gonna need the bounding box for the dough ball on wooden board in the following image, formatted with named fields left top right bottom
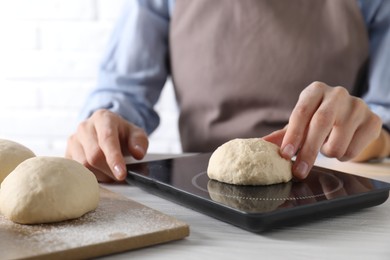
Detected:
left=207, top=180, right=292, bottom=212
left=207, top=138, right=292, bottom=186
left=0, top=157, right=99, bottom=224
left=0, top=139, right=35, bottom=184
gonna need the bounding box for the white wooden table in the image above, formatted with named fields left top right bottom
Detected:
left=101, top=155, right=390, bottom=260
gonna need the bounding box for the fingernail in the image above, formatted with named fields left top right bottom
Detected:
left=134, top=144, right=145, bottom=155
left=282, top=144, right=295, bottom=158
left=114, top=164, right=125, bottom=180
left=294, top=161, right=309, bottom=179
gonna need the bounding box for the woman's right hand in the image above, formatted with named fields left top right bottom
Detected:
left=65, top=109, right=149, bottom=182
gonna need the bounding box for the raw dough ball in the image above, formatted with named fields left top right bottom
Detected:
left=0, top=157, right=99, bottom=224
left=207, top=138, right=292, bottom=185
left=0, top=139, right=35, bottom=184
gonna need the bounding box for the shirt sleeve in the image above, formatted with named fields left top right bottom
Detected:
left=359, top=0, right=390, bottom=131
left=79, top=0, right=172, bottom=134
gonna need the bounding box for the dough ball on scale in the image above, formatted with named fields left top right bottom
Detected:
left=207, top=138, right=292, bottom=186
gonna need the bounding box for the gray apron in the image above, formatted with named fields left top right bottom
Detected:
left=169, top=0, right=369, bottom=152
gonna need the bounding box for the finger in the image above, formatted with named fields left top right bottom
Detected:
left=320, top=125, right=355, bottom=161
left=293, top=86, right=354, bottom=179
left=76, top=121, right=115, bottom=178
left=262, top=128, right=286, bottom=147
left=127, top=124, right=149, bottom=160
left=65, top=134, right=84, bottom=160
left=293, top=98, right=337, bottom=179
left=94, top=118, right=127, bottom=181
left=322, top=98, right=382, bottom=161
left=343, top=105, right=382, bottom=161
left=351, top=125, right=384, bottom=162
left=320, top=96, right=362, bottom=160
left=67, top=136, right=116, bottom=182
left=340, top=116, right=382, bottom=161
left=281, top=82, right=326, bottom=160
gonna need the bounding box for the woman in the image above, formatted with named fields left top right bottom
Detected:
left=66, top=0, right=390, bottom=182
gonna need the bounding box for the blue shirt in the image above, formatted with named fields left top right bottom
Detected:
left=81, top=0, right=390, bottom=134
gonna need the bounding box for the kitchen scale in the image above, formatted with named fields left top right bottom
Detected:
left=126, top=153, right=390, bottom=232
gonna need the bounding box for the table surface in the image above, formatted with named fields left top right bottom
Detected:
left=100, top=154, right=390, bottom=260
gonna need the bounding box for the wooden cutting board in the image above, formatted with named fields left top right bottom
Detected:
left=0, top=187, right=189, bottom=259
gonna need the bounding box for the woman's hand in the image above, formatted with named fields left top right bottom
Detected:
left=351, top=128, right=390, bottom=162
left=263, top=81, right=383, bottom=180
left=66, top=109, right=149, bottom=182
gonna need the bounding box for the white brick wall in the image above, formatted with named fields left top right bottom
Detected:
left=0, top=0, right=181, bottom=156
